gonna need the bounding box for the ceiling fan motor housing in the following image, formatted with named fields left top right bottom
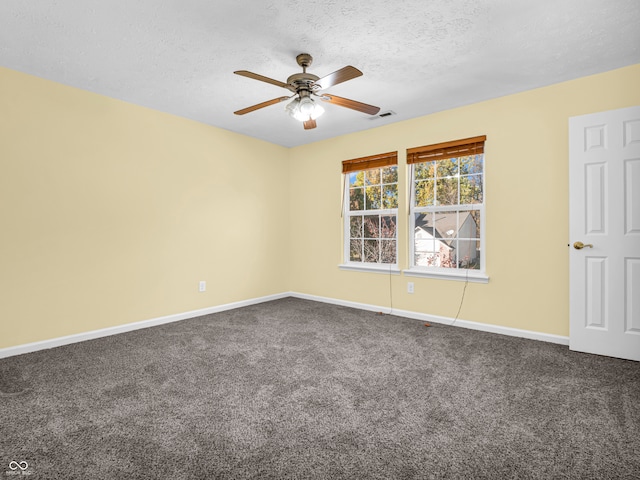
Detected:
left=287, top=72, right=320, bottom=92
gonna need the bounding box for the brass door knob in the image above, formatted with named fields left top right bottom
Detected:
left=573, top=241, right=593, bottom=250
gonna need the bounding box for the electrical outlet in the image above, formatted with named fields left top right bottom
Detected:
left=407, top=282, right=414, bottom=294
left=199, top=281, right=206, bottom=292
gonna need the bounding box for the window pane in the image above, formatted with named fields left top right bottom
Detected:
left=414, top=213, right=434, bottom=267
left=350, top=216, right=363, bottom=238
left=349, top=187, right=364, bottom=210
left=471, top=241, right=481, bottom=270
left=434, top=211, right=458, bottom=243
left=350, top=239, right=362, bottom=262
left=383, top=184, right=398, bottom=208
left=456, top=210, right=481, bottom=240
left=365, top=168, right=380, bottom=186
left=382, top=166, right=398, bottom=184
left=457, top=239, right=480, bottom=269
left=414, top=212, right=432, bottom=231
left=414, top=180, right=434, bottom=207
left=414, top=162, right=434, bottom=180
left=364, top=215, right=379, bottom=238
left=414, top=235, right=435, bottom=267
left=436, top=158, right=458, bottom=177
left=364, top=239, right=380, bottom=262
left=460, top=155, right=483, bottom=175
left=436, top=177, right=458, bottom=205
left=460, top=174, right=483, bottom=204
left=431, top=211, right=457, bottom=269
left=381, top=215, right=396, bottom=238
left=381, top=240, right=396, bottom=264
left=365, top=186, right=381, bottom=210
left=436, top=242, right=457, bottom=268
left=349, top=171, right=364, bottom=187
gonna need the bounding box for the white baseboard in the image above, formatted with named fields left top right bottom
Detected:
left=0, top=291, right=568, bottom=359
left=290, top=292, right=569, bottom=346
left=0, top=292, right=290, bottom=359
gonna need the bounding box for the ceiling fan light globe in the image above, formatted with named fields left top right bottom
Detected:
left=292, top=111, right=306, bottom=122
left=299, top=97, right=315, bottom=115
left=286, top=96, right=324, bottom=122
left=285, top=98, right=300, bottom=117
left=310, top=103, right=324, bottom=120
left=299, top=98, right=325, bottom=121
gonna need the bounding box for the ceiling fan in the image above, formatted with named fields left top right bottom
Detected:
left=233, top=53, right=380, bottom=130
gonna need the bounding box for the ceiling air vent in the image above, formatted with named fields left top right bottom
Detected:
left=371, top=110, right=396, bottom=120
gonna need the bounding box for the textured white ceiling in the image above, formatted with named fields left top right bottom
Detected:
left=1, top=0, right=639, bottom=147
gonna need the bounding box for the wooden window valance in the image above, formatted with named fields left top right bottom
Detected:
left=342, top=151, right=398, bottom=174
left=406, top=135, right=486, bottom=165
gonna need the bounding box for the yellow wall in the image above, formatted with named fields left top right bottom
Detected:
left=288, top=64, right=640, bottom=337
left=1, top=64, right=638, bottom=349
left=0, top=67, right=290, bottom=348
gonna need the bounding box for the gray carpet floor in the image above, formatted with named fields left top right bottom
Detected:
left=1, top=297, right=639, bottom=479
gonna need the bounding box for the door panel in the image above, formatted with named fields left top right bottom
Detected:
left=585, top=257, right=607, bottom=329
left=585, top=162, right=607, bottom=234
left=626, top=159, right=640, bottom=233
left=569, top=105, right=640, bottom=361
left=626, top=258, right=640, bottom=333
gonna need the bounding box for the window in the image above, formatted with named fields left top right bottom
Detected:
left=341, top=152, right=398, bottom=271
left=407, top=136, right=487, bottom=282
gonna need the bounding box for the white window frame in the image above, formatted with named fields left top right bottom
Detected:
left=340, top=163, right=400, bottom=274
left=404, top=139, right=489, bottom=283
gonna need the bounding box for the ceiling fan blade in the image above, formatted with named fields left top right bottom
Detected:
left=303, top=119, right=317, bottom=130
left=234, top=70, right=292, bottom=90
left=234, top=96, right=291, bottom=115
left=314, top=66, right=362, bottom=90
left=320, top=94, right=380, bottom=115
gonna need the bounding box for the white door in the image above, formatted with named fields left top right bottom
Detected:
left=569, top=105, right=640, bottom=361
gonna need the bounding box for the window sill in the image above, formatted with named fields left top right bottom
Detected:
left=403, top=268, right=489, bottom=283
left=339, top=264, right=401, bottom=275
